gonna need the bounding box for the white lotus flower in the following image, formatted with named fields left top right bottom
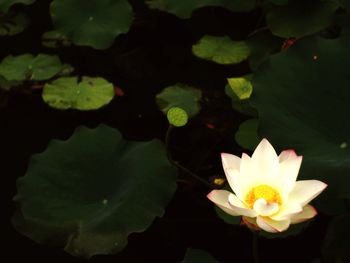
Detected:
left=207, top=138, right=327, bottom=233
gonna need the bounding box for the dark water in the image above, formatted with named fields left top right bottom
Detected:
left=1, top=1, right=330, bottom=262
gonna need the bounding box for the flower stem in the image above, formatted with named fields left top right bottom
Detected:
left=165, top=125, right=213, bottom=189
left=252, top=231, right=260, bottom=263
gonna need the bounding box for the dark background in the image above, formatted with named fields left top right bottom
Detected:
left=1, top=1, right=330, bottom=262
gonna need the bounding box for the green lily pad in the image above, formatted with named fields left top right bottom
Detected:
left=250, top=35, right=350, bottom=214
left=246, top=29, right=283, bottom=70
left=227, top=76, right=253, bottom=100
left=225, top=76, right=257, bottom=116
left=156, top=84, right=202, bottom=118
left=0, top=12, right=30, bottom=36
left=167, top=107, right=189, bottom=127
left=57, top=64, right=74, bottom=76
left=0, top=54, right=64, bottom=81
left=12, top=125, right=177, bottom=258
left=266, top=0, right=339, bottom=38
left=42, top=76, right=114, bottom=111
left=235, top=119, right=260, bottom=151
left=147, top=0, right=258, bottom=19
left=322, top=213, right=350, bottom=262
left=0, top=75, right=21, bottom=91
left=0, top=0, right=35, bottom=13
left=50, top=0, right=133, bottom=49
left=41, top=30, right=71, bottom=48
left=192, top=35, right=250, bottom=65
left=179, top=249, right=220, bottom=263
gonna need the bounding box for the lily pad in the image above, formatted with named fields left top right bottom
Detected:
left=235, top=119, right=260, bottom=151
left=156, top=84, right=202, bottom=118
left=0, top=54, right=64, bottom=81
left=225, top=76, right=257, bottom=116
left=266, top=0, right=339, bottom=38
left=0, top=12, right=30, bottom=36
left=0, top=0, right=35, bottom=13
left=50, top=0, right=133, bottom=49
left=147, top=0, right=258, bottom=19
left=179, top=249, right=220, bottom=263
left=0, top=75, right=21, bottom=91
left=251, top=35, right=350, bottom=214
left=227, top=76, right=253, bottom=100
left=41, top=30, right=71, bottom=48
left=42, top=76, right=114, bottom=111
left=246, top=29, right=283, bottom=70
left=12, top=125, right=178, bottom=258
left=192, top=35, right=250, bottom=65
left=167, top=107, right=189, bottom=127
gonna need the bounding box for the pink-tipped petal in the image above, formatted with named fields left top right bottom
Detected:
left=290, top=205, right=317, bottom=224
left=221, top=153, right=241, bottom=171
left=279, top=149, right=298, bottom=163
left=289, top=180, right=328, bottom=206
left=256, top=216, right=291, bottom=233
left=228, top=194, right=258, bottom=217
left=207, top=190, right=240, bottom=216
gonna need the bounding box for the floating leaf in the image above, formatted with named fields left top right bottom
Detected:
left=266, top=0, right=339, bottom=38
left=13, top=125, right=178, bottom=258
left=41, top=30, right=71, bottom=48
left=322, top=213, right=350, bottom=262
left=235, top=119, right=259, bottom=151
left=250, top=35, right=350, bottom=214
left=0, top=0, right=35, bottom=13
left=0, top=12, right=30, bottom=36
left=0, top=54, right=64, bottom=81
left=147, top=0, right=258, bottom=19
left=227, top=77, right=253, bottom=100
left=42, top=76, right=114, bottom=111
left=225, top=76, right=257, bottom=116
left=0, top=75, right=21, bottom=91
left=167, top=107, right=189, bottom=127
left=50, top=0, right=133, bottom=49
left=192, top=35, right=250, bottom=65
left=156, top=84, right=202, bottom=118
left=57, top=64, right=74, bottom=76
left=179, top=249, right=220, bottom=263
left=246, top=29, right=283, bottom=70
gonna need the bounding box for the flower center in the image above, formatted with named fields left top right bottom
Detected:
left=245, top=184, right=281, bottom=208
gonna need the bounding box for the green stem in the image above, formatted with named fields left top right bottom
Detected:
left=252, top=231, right=260, bottom=263
left=165, top=125, right=213, bottom=189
